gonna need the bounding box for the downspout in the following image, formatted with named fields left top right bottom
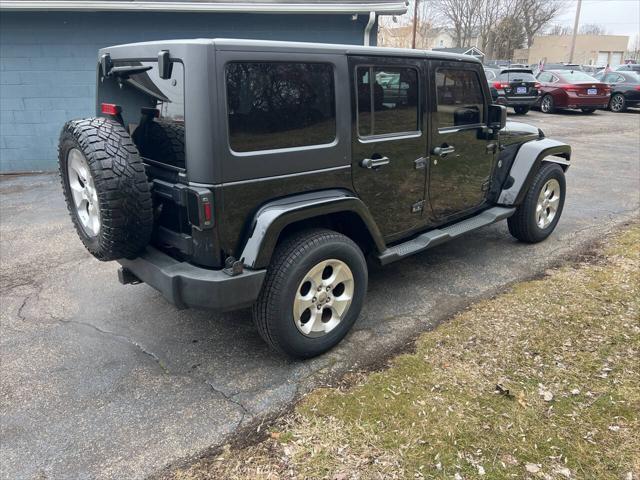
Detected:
left=364, top=11, right=376, bottom=46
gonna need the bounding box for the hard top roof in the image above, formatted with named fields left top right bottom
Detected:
left=101, top=38, right=482, bottom=63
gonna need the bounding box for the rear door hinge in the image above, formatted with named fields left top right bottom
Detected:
left=411, top=200, right=425, bottom=213
left=414, top=157, right=427, bottom=169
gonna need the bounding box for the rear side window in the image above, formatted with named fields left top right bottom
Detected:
left=498, top=71, right=537, bottom=82
left=484, top=70, right=496, bottom=80
left=225, top=62, right=336, bottom=153
left=356, top=66, right=419, bottom=137
left=435, top=68, right=484, bottom=128
left=98, top=61, right=185, bottom=168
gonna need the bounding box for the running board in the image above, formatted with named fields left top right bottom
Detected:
left=376, top=206, right=516, bottom=265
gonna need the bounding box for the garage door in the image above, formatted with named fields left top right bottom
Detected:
left=610, top=52, right=623, bottom=66
left=597, top=51, right=609, bottom=65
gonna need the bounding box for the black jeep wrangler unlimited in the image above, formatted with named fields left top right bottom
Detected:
left=58, top=39, right=571, bottom=358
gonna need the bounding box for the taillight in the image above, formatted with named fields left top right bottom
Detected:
left=187, top=189, right=214, bottom=230
left=635, top=85, right=640, bottom=91
left=492, top=81, right=509, bottom=89
left=101, top=103, right=121, bottom=116
left=561, top=84, right=579, bottom=92
left=534, top=82, right=542, bottom=89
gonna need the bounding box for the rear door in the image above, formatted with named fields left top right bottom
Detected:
left=349, top=56, right=427, bottom=240
left=428, top=61, right=495, bottom=219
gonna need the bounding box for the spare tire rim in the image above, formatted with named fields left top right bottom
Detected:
left=67, top=148, right=100, bottom=237
left=536, top=178, right=560, bottom=229
left=293, top=259, right=354, bottom=338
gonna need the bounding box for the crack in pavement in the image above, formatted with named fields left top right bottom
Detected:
left=56, top=318, right=169, bottom=373
left=205, top=381, right=250, bottom=430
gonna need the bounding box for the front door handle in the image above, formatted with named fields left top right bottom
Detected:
left=432, top=145, right=455, bottom=157
left=360, top=156, right=390, bottom=169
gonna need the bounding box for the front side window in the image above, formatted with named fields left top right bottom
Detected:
left=226, top=62, right=336, bottom=153
left=356, top=66, right=419, bottom=137
left=435, top=68, right=484, bottom=128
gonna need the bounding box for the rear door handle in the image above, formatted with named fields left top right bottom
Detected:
left=432, top=146, right=455, bottom=157
left=360, top=156, right=390, bottom=169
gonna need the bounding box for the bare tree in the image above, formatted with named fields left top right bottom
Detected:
left=546, top=24, right=573, bottom=36
left=431, top=0, right=481, bottom=47
left=493, top=15, right=526, bottom=59
left=579, top=23, right=607, bottom=35
left=517, top=0, right=564, bottom=47
left=477, top=0, right=504, bottom=56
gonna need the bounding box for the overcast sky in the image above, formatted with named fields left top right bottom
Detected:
left=553, top=0, right=640, bottom=39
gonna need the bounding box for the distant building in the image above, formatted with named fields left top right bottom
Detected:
left=514, top=34, right=630, bottom=67
left=379, top=25, right=479, bottom=51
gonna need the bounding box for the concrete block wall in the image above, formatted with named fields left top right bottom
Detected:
left=0, top=11, right=376, bottom=172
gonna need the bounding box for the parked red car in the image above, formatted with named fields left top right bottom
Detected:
left=535, top=70, right=610, bottom=113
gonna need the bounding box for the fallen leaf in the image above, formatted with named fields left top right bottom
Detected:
left=554, top=466, right=571, bottom=478
left=478, top=465, right=486, bottom=476
left=570, top=388, right=580, bottom=395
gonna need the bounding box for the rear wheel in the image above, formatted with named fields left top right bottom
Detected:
left=58, top=117, right=153, bottom=261
left=581, top=108, right=596, bottom=114
left=513, top=106, right=530, bottom=115
left=540, top=94, right=555, bottom=114
left=609, top=93, right=626, bottom=113
left=508, top=163, right=566, bottom=243
left=253, top=229, right=367, bottom=358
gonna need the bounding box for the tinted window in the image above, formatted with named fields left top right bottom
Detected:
left=226, top=62, right=336, bottom=152
left=356, top=66, right=419, bottom=137
left=98, top=61, right=186, bottom=168
left=498, top=71, right=537, bottom=82
left=435, top=69, right=484, bottom=128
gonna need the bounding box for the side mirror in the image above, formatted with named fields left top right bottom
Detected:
left=488, top=104, right=507, bottom=130
left=158, top=50, right=173, bottom=80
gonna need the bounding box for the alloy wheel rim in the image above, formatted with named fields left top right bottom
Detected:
left=542, top=96, right=552, bottom=112
left=293, top=259, right=354, bottom=338
left=611, top=95, right=623, bottom=111
left=67, top=148, right=100, bottom=237
left=536, top=178, right=560, bottom=229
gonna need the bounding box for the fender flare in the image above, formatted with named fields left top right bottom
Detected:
left=239, top=189, right=385, bottom=269
left=498, top=138, right=571, bottom=205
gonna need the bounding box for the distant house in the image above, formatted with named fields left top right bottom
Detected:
left=0, top=0, right=406, bottom=172
left=514, top=34, right=630, bottom=67
left=379, top=25, right=479, bottom=51
left=433, top=46, right=485, bottom=61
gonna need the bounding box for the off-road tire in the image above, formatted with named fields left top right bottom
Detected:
left=253, top=229, right=367, bottom=358
left=609, top=93, right=626, bottom=113
left=513, top=106, right=529, bottom=115
left=508, top=163, right=566, bottom=243
left=540, top=94, right=555, bottom=114
left=132, top=120, right=185, bottom=169
left=58, top=117, right=153, bottom=261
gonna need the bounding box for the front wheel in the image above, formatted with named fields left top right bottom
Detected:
left=508, top=163, right=566, bottom=243
left=513, top=106, right=530, bottom=115
left=609, top=93, right=626, bottom=113
left=540, top=95, right=555, bottom=114
left=253, top=229, right=367, bottom=358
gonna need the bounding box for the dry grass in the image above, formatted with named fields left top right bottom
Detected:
left=174, top=225, right=640, bottom=480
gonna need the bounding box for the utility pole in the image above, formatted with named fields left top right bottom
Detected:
left=411, top=0, right=419, bottom=49
left=569, top=0, right=582, bottom=63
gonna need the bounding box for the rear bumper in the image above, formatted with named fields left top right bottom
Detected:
left=504, top=96, right=538, bottom=107
left=118, top=247, right=266, bottom=311
left=565, top=94, right=610, bottom=109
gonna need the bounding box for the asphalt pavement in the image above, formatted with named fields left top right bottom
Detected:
left=1, top=109, right=639, bottom=479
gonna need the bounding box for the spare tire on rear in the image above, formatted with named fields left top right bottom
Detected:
left=58, top=117, right=153, bottom=261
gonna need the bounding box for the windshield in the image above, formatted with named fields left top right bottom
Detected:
left=559, top=70, right=600, bottom=83
left=499, top=70, right=536, bottom=82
